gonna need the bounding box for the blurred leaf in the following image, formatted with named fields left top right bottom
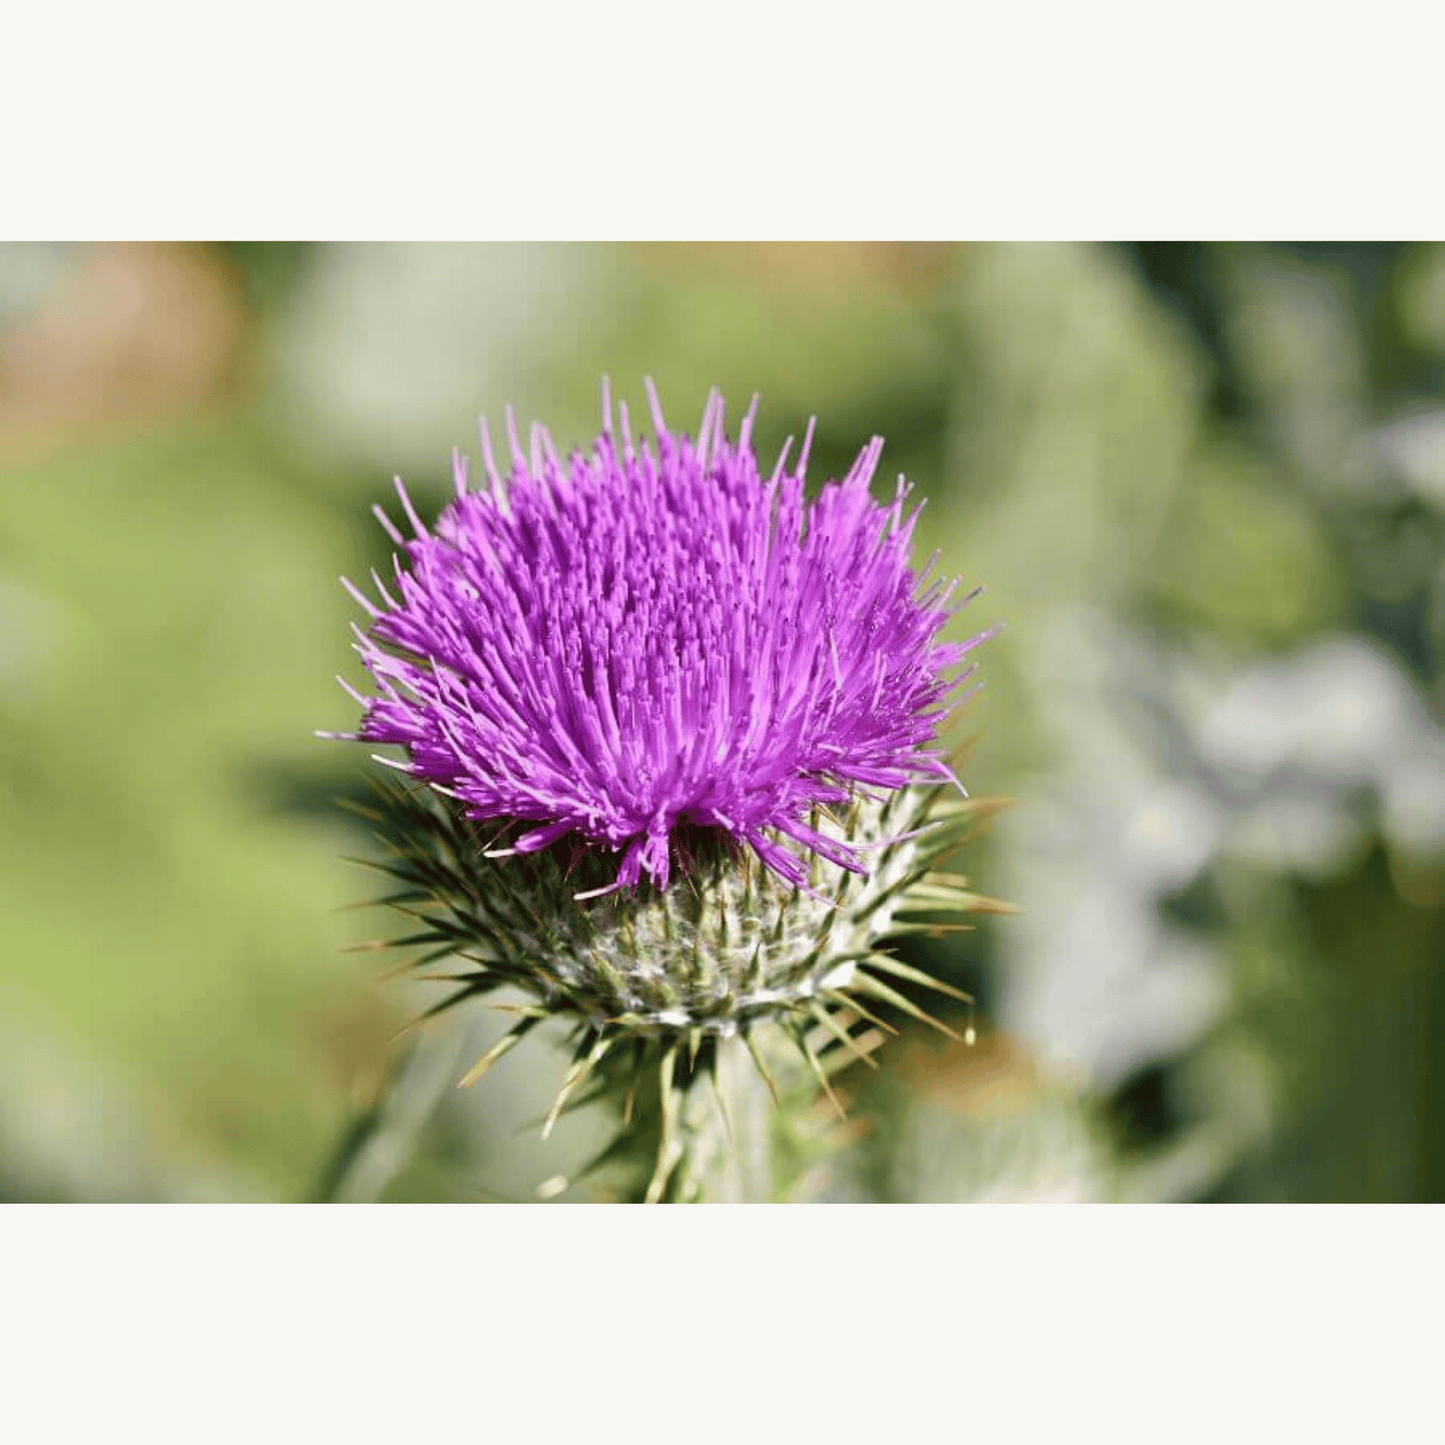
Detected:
left=1147, top=439, right=1346, bottom=646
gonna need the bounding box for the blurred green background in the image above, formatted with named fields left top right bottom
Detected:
left=3, top=241, right=1443, bottom=1202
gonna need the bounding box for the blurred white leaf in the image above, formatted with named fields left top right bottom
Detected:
left=1199, top=635, right=1421, bottom=783
left=267, top=242, right=622, bottom=474
left=1375, top=407, right=1445, bottom=508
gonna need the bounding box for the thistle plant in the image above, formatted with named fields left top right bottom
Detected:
left=324, top=381, right=1004, bottom=1202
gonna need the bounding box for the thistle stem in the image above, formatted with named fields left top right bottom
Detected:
left=678, top=1035, right=780, bottom=1203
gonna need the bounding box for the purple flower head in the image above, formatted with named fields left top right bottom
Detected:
left=339, top=382, right=987, bottom=897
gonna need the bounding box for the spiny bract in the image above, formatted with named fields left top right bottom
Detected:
left=329, top=383, right=1002, bottom=1200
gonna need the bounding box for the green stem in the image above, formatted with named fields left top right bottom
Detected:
left=677, top=1035, right=782, bottom=1203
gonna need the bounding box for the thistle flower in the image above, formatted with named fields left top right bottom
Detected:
left=329, top=382, right=1004, bottom=1202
